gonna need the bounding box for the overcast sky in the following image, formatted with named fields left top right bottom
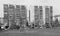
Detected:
left=0, top=0, right=60, bottom=21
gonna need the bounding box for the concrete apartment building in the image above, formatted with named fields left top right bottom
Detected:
left=3, top=4, right=27, bottom=27
left=45, top=6, right=53, bottom=27
left=39, top=6, right=43, bottom=26
left=34, top=6, right=39, bottom=25
left=34, top=6, right=43, bottom=26
left=34, top=6, right=53, bottom=27
left=20, top=5, right=27, bottom=27
left=50, top=6, right=53, bottom=25
left=8, top=5, right=15, bottom=26
left=15, top=5, right=20, bottom=25
left=4, top=4, right=9, bottom=26
left=45, top=6, right=50, bottom=24
left=3, top=4, right=15, bottom=26
left=3, top=4, right=53, bottom=28
left=0, top=0, right=60, bottom=26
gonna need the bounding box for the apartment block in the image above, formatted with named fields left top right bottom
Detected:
left=49, top=6, right=53, bottom=25
left=34, top=6, right=39, bottom=25
left=45, top=6, right=53, bottom=28
left=8, top=5, right=15, bottom=26
left=4, top=4, right=9, bottom=25
left=20, top=5, right=27, bottom=26
left=15, top=5, right=20, bottom=25
left=39, top=6, right=43, bottom=26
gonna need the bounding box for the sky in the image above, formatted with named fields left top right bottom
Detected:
left=0, top=0, right=60, bottom=22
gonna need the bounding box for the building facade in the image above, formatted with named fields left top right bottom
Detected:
left=45, top=6, right=53, bottom=28
left=15, top=5, right=20, bottom=25
left=49, top=6, right=53, bottom=25
left=4, top=4, right=9, bottom=25
left=39, top=6, right=43, bottom=26
left=45, top=6, right=50, bottom=24
left=8, top=5, right=15, bottom=26
left=34, top=6, right=39, bottom=25
left=4, top=4, right=27, bottom=27
left=20, top=5, right=27, bottom=27
left=34, top=6, right=53, bottom=27
left=34, top=6, right=43, bottom=26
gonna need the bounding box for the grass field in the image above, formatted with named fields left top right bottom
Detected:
left=0, top=28, right=60, bottom=36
